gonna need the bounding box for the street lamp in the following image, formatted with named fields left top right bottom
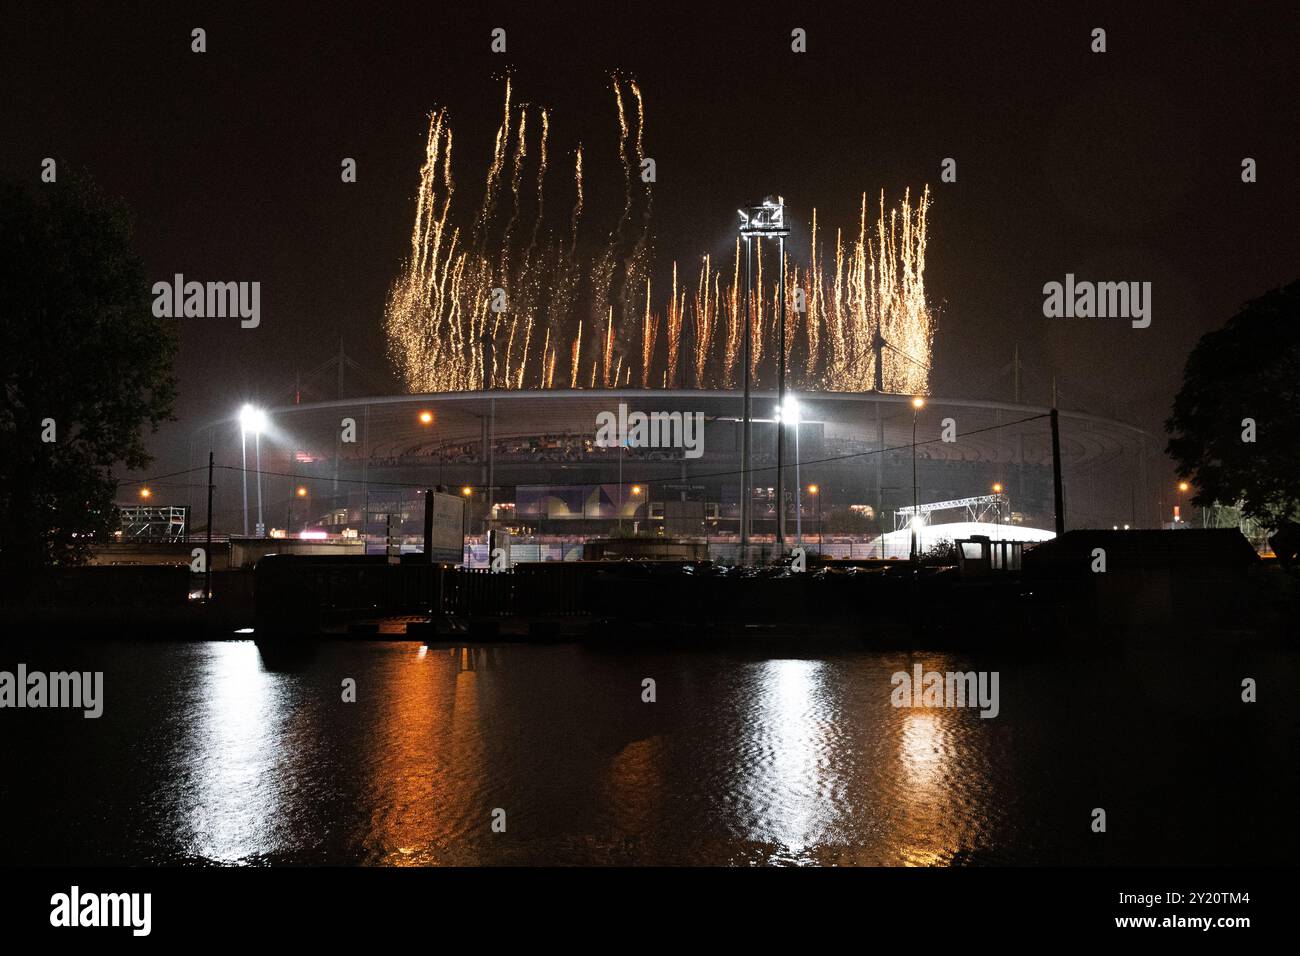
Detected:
left=739, top=196, right=790, bottom=559
left=417, top=410, right=443, bottom=483
left=617, top=437, right=628, bottom=534
left=631, top=484, right=643, bottom=533
left=808, top=484, right=821, bottom=550
left=288, top=484, right=308, bottom=533
left=776, top=396, right=803, bottom=548
left=910, top=396, right=925, bottom=562
left=992, top=482, right=1004, bottom=540
left=239, top=404, right=268, bottom=537
left=460, top=486, right=472, bottom=564
left=139, top=487, right=152, bottom=499
left=1176, top=480, right=1190, bottom=527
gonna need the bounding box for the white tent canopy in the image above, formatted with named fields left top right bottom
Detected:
left=872, top=520, right=1056, bottom=560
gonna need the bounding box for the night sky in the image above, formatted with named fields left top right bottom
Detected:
left=4, top=2, right=1297, bottom=477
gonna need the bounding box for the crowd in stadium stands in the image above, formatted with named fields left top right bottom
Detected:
left=354, top=435, right=1036, bottom=489
left=364, top=433, right=701, bottom=466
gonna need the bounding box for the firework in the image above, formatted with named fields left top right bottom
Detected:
left=384, top=79, right=935, bottom=395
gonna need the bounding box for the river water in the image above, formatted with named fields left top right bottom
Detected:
left=1, top=637, right=1295, bottom=865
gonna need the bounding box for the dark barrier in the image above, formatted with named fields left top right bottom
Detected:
left=259, top=557, right=945, bottom=634
left=24, top=565, right=192, bottom=608
left=441, top=563, right=602, bottom=617
left=506, top=562, right=590, bottom=615
left=1, top=565, right=197, bottom=636
left=254, top=555, right=445, bottom=635
left=443, top=567, right=514, bottom=616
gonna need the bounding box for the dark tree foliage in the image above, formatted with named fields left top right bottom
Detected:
left=1165, top=279, right=1300, bottom=529
left=919, top=538, right=958, bottom=567
left=0, top=171, right=176, bottom=578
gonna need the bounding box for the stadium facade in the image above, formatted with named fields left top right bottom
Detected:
left=188, top=389, right=1163, bottom=564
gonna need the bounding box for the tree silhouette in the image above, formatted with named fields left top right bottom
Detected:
left=1165, top=280, right=1300, bottom=529
left=0, top=170, right=176, bottom=581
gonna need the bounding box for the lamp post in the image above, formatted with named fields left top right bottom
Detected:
left=1176, top=480, right=1189, bottom=528
left=778, top=396, right=802, bottom=547
left=461, top=485, right=473, bottom=565
left=739, top=197, right=789, bottom=561
left=239, top=405, right=267, bottom=537
left=808, top=484, right=820, bottom=551
left=910, top=396, right=925, bottom=562
left=618, top=438, right=625, bottom=534
left=777, top=225, right=788, bottom=550
left=992, top=482, right=1003, bottom=540
left=255, top=433, right=264, bottom=536
left=288, top=485, right=307, bottom=534
left=418, top=410, right=442, bottom=485
left=741, top=233, right=751, bottom=554
left=240, top=421, right=249, bottom=536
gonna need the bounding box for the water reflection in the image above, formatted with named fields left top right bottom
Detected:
left=885, top=656, right=1009, bottom=866
left=730, top=659, right=839, bottom=859
left=184, top=642, right=290, bottom=863
left=9, top=639, right=1270, bottom=866
left=168, top=645, right=1008, bottom=865
left=602, top=735, right=667, bottom=841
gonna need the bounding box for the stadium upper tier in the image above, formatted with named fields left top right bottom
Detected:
left=233, top=389, right=1152, bottom=470
left=192, top=389, right=1163, bottom=533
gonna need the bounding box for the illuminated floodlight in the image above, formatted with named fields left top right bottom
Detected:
left=738, top=196, right=789, bottom=238
left=776, top=395, right=802, bottom=425
left=239, top=404, right=268, bottom=434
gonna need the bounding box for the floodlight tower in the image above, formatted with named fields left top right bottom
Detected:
left=738, top=197, right=790, bottom=558
left=239, top=404, right=268, bottom=537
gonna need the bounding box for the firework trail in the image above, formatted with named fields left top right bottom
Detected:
left=602, top=305, right=614, bottom=388
left=569, top=319, right=583, bottom=389
left=691, top=255, right=716, bottom=388
left=622, top=79, right=654, bottom=384
left=664, top=262, right=685, bottom=389
left=640, top=279, right=659, bottom=388
left=722, top=239, right=743, bottom=387
left=384, top=79, right=934, bottom=396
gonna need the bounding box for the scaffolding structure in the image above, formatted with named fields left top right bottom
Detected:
left=118, top=505, right=189, bottom=541
left=894, top=494, right=1008, bottom=532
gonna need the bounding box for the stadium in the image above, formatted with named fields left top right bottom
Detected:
left=186, top=382, right=1164, bottom=566
left=176, top=115, right=1167, bottom=565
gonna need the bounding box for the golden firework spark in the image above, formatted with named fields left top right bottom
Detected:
left=384, top=79, right=935, bottom=396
